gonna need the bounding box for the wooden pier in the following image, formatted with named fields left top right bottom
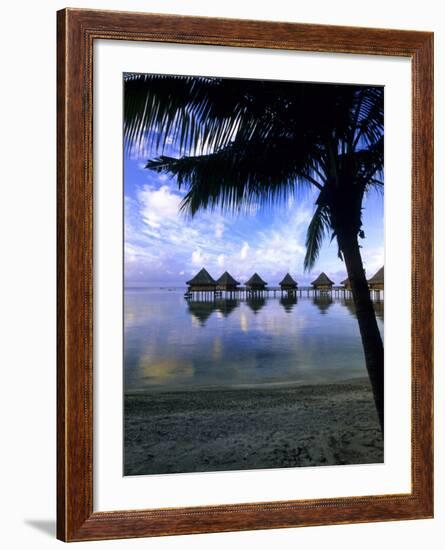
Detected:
left=184, top=267, right=384, bottom=302
left=184, top=286, right=384, bottom=301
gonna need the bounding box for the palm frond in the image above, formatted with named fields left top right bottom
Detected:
left=304, top=204, right=331, bottom=271
left=124, top=75, right=383, bottom=163
left=146, top=137, right=325, bottom=216
left=352, top=87, right=384, bottom=150
left=125, top=74, right=384, bottom=274
left=352, top=136, right=384, bottom=187
left=124, top=74, right=291, bottom=157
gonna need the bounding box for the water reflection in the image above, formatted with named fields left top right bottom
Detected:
left=187, top=299, right=240, bottom=326
left=339, top=297, right=384, bottom=322
left=187, top=301, right=216, bottom=326
left=340, top=298, right=357, bottom=317
left=245, top=297, right=266, bottom=315
left=280, top=294, right=298, bottom=313
left=139, top=356, right=194, bottom=385
left=215, top=299, right=239, bottom=318
left=124, top=289, right=384, bottom=392
left=373, top=300, right=384, bottom=321
left=312, top=295, right=333, bottom=315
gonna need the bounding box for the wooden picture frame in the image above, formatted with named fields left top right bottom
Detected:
left=57, top=8, right=434, bottom=542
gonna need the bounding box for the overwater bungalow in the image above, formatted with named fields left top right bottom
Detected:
left=279, top=273, right=298, bottom=293
left=368, top=266, right=384, bottom=299
left=245, top=273, right=268, bottom=294
left=341, top=276, right=351, bottom=291
left=311, top=272, right=335, bottom=293
left=368, top=266, right=384, bottom=291
left=216, top=271, right=240, bottom=292
left=186, top=268, right=217, bottom=298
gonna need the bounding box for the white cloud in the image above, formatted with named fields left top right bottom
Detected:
left=240, top=242, right=249, bottom=260
left=215, top=222, right=224, bottom=239
left=126, top=188, right=315, bottom=284
left=362, top=246, right=384, bottom=277
left=192, top=249, right=204, bottom=265
left=125, top=174, right=382, bottom=286
left=138, top=185, right=182, bottom=229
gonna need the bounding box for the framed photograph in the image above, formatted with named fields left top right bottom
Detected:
left=57, top=8, right=433, bottom=542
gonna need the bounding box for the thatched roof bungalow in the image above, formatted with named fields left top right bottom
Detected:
left=368, top=266, right=384, bottom=291
left=186, top=268, right=217, bottom=291
left=279, top=273, right=298, bottom=290
left=245, top=273, right=268, bottom=291
left=341, top=276, right=351, bottom=290
left=311, top=272, right=334, bottom=290
left=216, top=271, right=240, bottom=291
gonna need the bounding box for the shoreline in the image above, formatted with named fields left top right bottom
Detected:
left=124, top=378, right=383, bottom=476
left=125, top=376, right=369, bottom=395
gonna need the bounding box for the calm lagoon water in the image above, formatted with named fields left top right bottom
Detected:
left=124, top=288, right=384, bottom=392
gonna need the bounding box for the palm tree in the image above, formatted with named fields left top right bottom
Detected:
left=124, top=74, right=384, bottom=431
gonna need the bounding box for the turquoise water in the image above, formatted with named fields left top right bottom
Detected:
left=124, top=289, right=383, bottom=392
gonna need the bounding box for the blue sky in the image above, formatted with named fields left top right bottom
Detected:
left=124, top=144, right=384, bottom=287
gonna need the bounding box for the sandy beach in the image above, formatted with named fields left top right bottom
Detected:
left=124, top=378, right=383, bottom=476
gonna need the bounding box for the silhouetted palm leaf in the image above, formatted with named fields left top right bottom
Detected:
left=124, top=73, right=383, bottom=261
left=146, top=136, right=324, bottom=215
left=304, top=204, right=331, bottom=271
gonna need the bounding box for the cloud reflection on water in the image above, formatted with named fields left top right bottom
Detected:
left=124, top=289, right=384, bottom=391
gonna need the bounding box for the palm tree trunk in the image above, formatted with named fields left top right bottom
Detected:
left=337, top=231, right=384, bottom=433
